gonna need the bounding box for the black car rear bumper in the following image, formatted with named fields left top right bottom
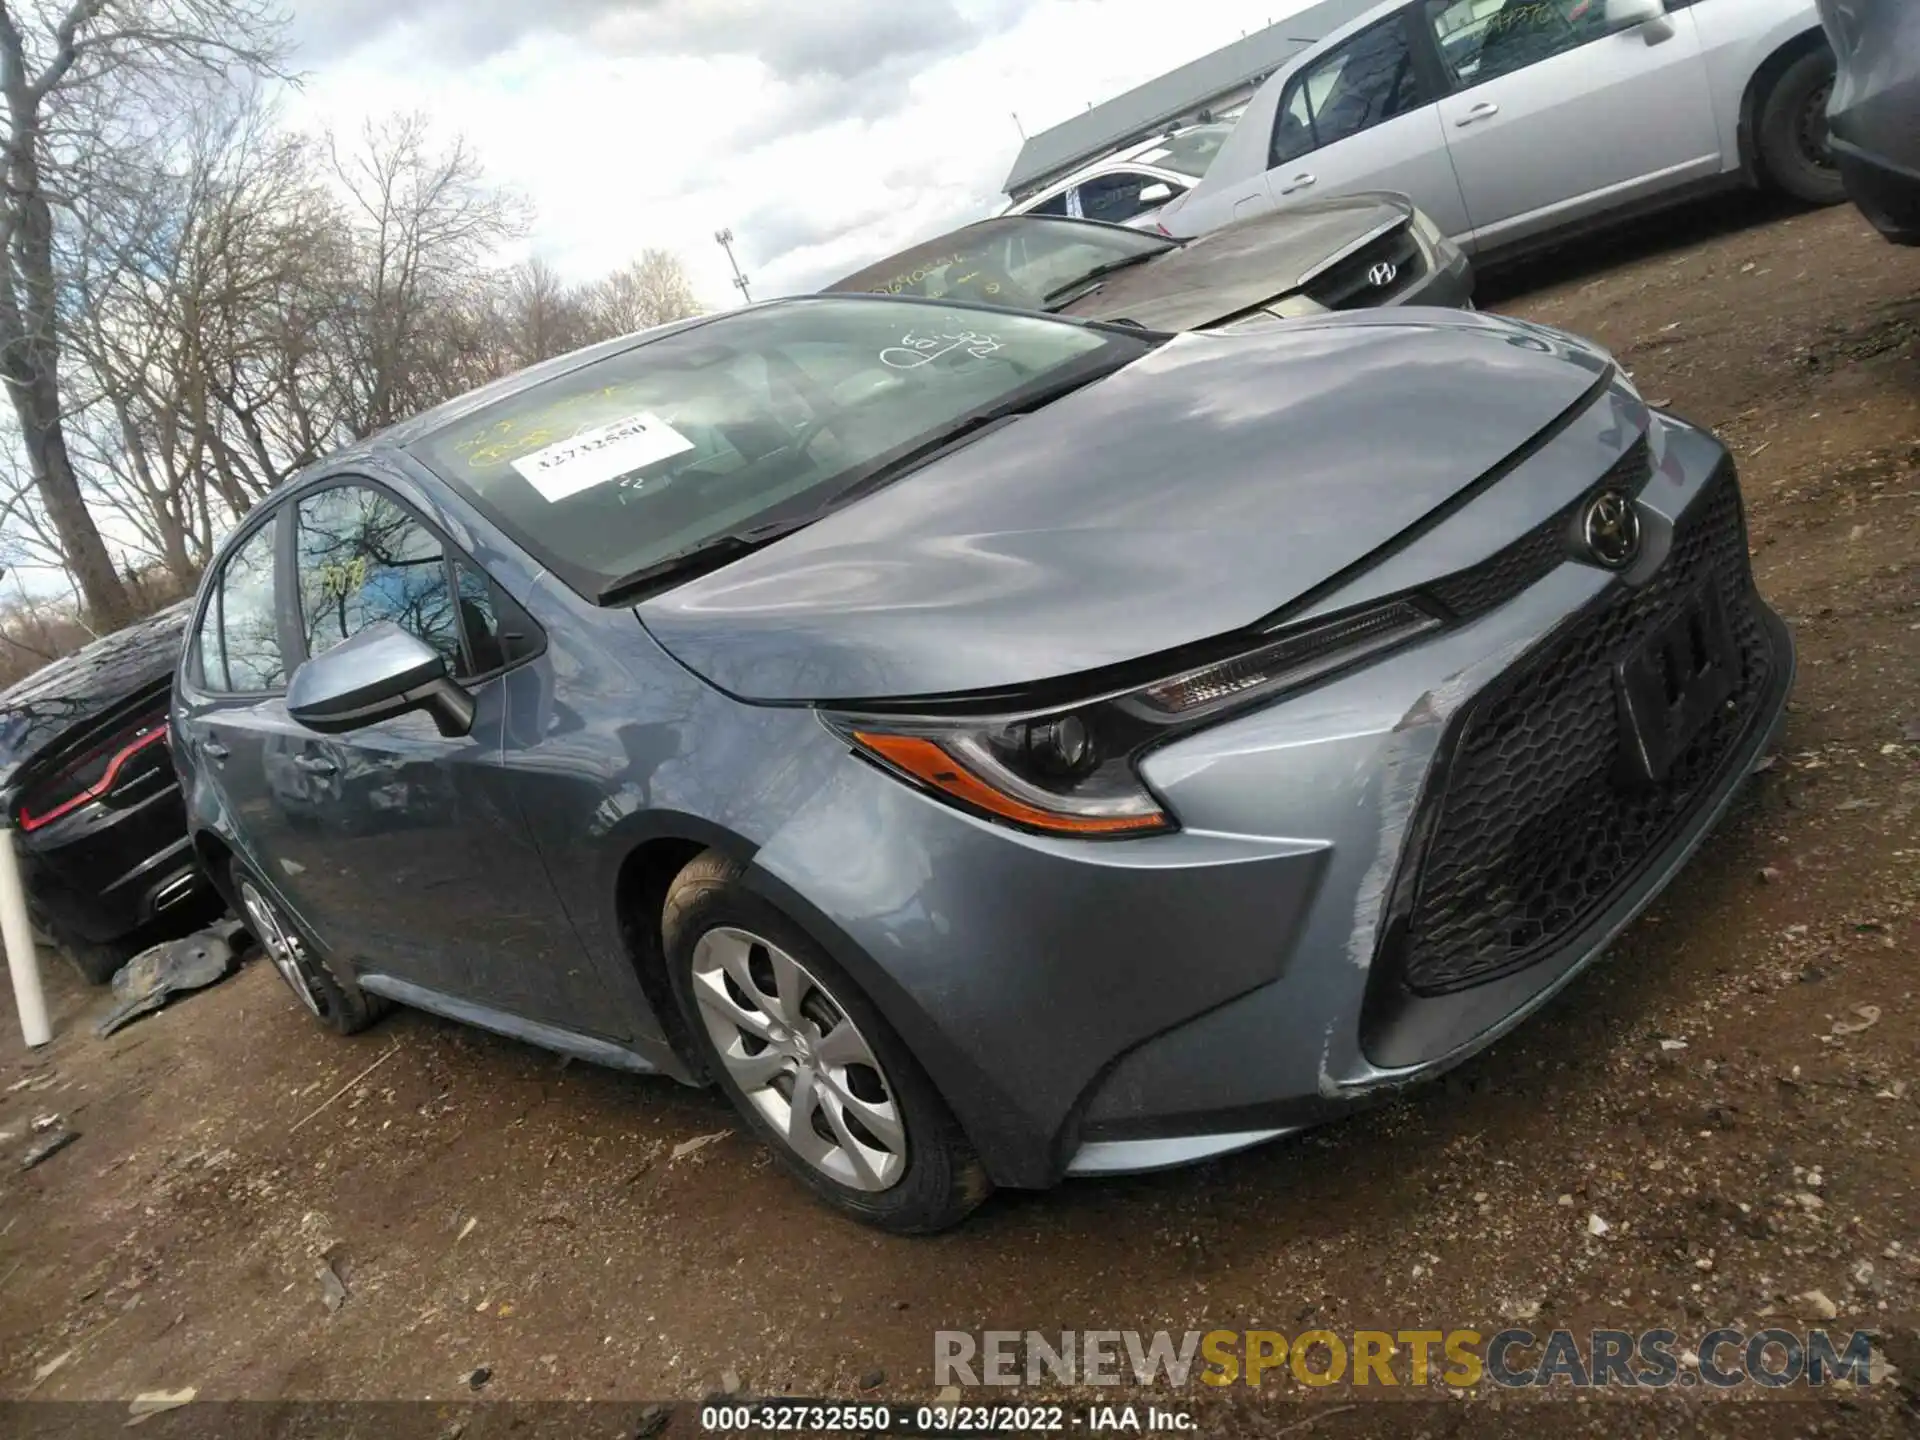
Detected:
left=20, top=781, right=212, bottom=946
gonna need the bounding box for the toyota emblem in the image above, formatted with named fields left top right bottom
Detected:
left=1583, top=489, right=1642, bottom=569
left=1367, top=261, right=1399, bottom=288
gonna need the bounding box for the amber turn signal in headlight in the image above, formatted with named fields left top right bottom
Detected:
left=826, top=599, right=1439, bottom=840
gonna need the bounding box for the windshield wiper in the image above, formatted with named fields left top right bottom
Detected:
left=815, top=355, right=1136, bottom=513
left=1042, top=251, right=1161, bottom=309
left=595, top=516, right=815, bottom=605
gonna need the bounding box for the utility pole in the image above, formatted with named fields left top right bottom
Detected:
left=714, top=229, right=752, bottom=304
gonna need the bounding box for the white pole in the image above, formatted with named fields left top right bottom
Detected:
left=0, top=824, right=50, bottom=1047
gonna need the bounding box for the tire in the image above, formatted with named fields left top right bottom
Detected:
left=1757, top=50, right=1846, bottom=206
left=662, top=850, right=991, bottom=1233
left=229, top=859, right=386, bottom=1035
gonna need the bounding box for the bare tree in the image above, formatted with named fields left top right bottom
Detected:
left=0, top=0, right=289, bottom=627
left=589, top=248, right=703, bottom=337
left=1, top=71, right=711, bottom=660
left=498, top=256, right=594, bottom=367
left=323, top=113, right=527, bottom=436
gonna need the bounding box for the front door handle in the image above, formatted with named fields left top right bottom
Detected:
left=1455, top=101, right=1500, bottom=127
left=1278, top=172, right=1316, bottom=195
left=294, top=755, right=338, bottom=776
left=200, top=739, right=229, bottom=763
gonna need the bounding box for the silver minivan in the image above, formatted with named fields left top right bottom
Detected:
left=1165, top=0, right=1844, bottom=256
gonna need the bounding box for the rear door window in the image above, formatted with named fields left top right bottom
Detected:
left=1270, top=17, right=1429, bottom=165
left=214, top=518, right=284, bottom=692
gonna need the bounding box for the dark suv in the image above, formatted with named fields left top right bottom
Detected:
left=0, top=601, right=216, bottom=981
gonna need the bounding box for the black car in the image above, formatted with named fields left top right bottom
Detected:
left=824, top=200, right=1474, bottom=330
left=0, top=601, right=217, bottom=981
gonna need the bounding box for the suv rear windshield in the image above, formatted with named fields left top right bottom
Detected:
left=409, top=297, right=1150, bottom=600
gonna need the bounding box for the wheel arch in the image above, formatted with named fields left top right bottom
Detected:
left=605, top=813, right=1042, bottom=1184
left=1736, top=28, right=1833, bottom=187
left=611, top=829, right=722, bottom=1073
left=191, top=827, right=239, bottom=911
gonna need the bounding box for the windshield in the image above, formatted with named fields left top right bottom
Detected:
left=826, top=218, right=1172, bottom=310
left=1133, top=124, right=1233, bottom=180
left=410, top=297, right=1148, bottom=598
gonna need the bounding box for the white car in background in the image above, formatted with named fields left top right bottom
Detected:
left=1162, top=0, right=1845, bottom=257
left=1006, top=123, right=1236, bottom=230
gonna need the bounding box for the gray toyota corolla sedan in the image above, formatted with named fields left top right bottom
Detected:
left=174, top=295, right=1792, bottom=1232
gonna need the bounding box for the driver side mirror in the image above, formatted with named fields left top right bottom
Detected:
left=1606, top=0, right=1675, bottom=42
left=1137, top=182, right=1175, bottom=205
left=288, top=622, right=475, bottom=739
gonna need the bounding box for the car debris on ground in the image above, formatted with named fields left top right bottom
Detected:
left=94, top=919, right=245, bottom=1038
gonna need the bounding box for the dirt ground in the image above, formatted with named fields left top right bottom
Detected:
left=1, top=195, right=1916, bottom=1437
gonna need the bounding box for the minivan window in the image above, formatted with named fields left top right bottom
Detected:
left=411, top=297, right=1149, bottom=599
left=215, top=518, right=284, bottom=692
left=1270, top=18, right=1427, bottom=166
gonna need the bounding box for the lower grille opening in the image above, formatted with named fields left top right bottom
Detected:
left=1394, top=470, right=1772, bottom=996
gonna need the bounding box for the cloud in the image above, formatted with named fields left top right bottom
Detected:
left=287, top=1, right=1320, bottom=305
left=294, top=0, right=1012, bottom=83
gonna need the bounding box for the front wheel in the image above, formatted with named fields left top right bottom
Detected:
left=662, top=850, right=991, bottom=1233
left=1757, top=50, right=1846, bottom=206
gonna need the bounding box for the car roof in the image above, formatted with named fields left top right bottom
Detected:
left=0, top=598, right=193, bottom=778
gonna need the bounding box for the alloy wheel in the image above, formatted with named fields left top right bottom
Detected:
left=690, top=926, right=907, bottom=1192
left=239, top=878, right=326, bottom=1018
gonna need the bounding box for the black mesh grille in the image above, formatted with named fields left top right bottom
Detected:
left=1429, top=437, right=1653, bottom=621
left=1302, top=223, right=1424, bottom=310
left=1399, top=470, right=1772, bottom=995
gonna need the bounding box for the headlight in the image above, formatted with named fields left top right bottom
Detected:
left=824, top=598, right=1439, bottom=838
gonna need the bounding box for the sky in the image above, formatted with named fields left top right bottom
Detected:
left=283, top=0, right=1322, bottom=304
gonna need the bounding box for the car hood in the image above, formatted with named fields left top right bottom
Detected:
left=1060, top=193, right=1415, bottom=331
left=0, top=600, right=190, bottom=792
left=638, top=310, right=1613, bottom=704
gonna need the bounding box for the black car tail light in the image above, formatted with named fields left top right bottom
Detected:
left=17, top=717, right=171, bottom=832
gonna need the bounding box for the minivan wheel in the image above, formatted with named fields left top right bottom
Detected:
left=231, top=861, right=385, bottom=1035
left=1757, top=51, right=1845, bottom=206
left=662, top=850, right=991, bottom=1233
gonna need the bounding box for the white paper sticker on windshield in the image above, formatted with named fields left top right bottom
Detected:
left=511, top=412, right=694, bottom=502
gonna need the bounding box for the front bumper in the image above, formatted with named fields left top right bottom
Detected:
left=753, top=403, right=1789, bottom=1189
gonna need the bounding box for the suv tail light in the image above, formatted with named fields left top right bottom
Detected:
left=18, top=716, right=171, bottom=832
